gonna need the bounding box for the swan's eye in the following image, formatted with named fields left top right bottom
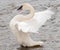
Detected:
left=17, top=5, right=23, bottom=10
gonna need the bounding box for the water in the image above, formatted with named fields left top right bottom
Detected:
left=0, top=0, right=60, bottom=50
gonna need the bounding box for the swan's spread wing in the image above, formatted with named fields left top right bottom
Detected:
left=34, top=8, right=54, bottom=27
left=17, top=9, right=54, bottom=33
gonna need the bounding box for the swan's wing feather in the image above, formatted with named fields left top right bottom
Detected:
left=17, top=8, right=54, bottom=33
left=34, top=8, right=54, bottom=27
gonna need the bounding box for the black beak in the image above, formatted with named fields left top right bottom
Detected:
left=17, top=5, right=23, bottom=10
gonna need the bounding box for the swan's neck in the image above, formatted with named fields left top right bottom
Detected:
left=26, top=7, right=35, bottom=19
left=15, top=6, right=35, bottom=21
left=21, top=6, right=35, bottom=21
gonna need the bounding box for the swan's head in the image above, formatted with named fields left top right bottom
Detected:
left=17, top=3, right=34, bottom=11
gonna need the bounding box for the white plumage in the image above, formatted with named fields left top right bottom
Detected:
left=17, top=9, right=54, bottom=33
left=10, top=3, right=55, bottom=47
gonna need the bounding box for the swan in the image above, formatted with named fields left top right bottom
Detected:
left=9, top=3, right=59, bottom=47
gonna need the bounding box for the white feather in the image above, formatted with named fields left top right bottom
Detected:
left=17, top=9, right=54, bottom=33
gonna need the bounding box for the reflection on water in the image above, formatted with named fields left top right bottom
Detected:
left=17, top=46, right=43, bottom=50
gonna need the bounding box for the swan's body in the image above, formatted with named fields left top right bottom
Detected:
left=10, top=3, right=54, bottom=47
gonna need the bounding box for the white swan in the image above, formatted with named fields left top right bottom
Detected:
left=9, top=3, right=55, bottom=47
